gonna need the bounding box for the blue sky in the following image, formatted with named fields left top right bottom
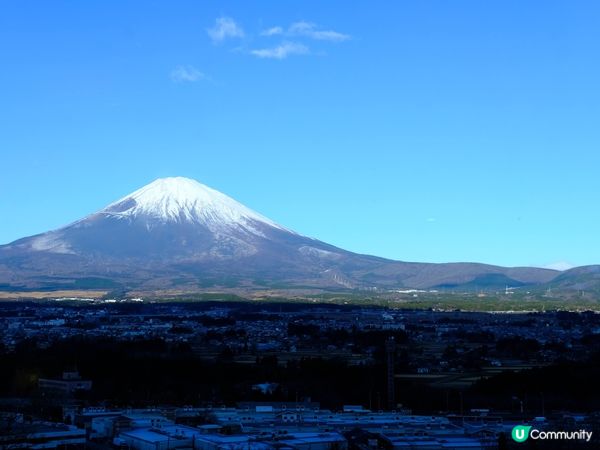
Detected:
left=1, top=1, right=599, bottom=269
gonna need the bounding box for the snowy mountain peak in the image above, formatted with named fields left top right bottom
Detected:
left=99, top=177, right=287, bottom=233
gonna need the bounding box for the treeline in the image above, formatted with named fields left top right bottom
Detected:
left=0, top=337, right=387, bottom=409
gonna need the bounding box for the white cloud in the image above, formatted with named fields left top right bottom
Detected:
left=207, top=17, right=244, bottom=43
left=543, top=261, right=576, bottom=271
left=207, top=18, right=348, bottom=60
left=250, top=41, right=309, bottom=59
left=170, top=65, right=206, bottom=83
left=288, top=21, right=350, bottom=42
left=260, top=26, right=283, bottom=36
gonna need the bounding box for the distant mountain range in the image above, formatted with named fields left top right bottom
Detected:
left=0, top=177, right=593, bottom=293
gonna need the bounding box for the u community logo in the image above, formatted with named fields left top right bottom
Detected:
left=512, top=424, right=593, bottom=443
left=512, top=425, right=532, bottom=443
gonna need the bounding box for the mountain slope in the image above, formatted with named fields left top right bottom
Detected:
left=545, top=265, right=600, bottom=292
left=0, top=177, right=559, bottom=291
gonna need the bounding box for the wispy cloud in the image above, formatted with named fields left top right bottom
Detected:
left=288, top=21, right=350, bottom=42
left=207, top=17, right=244, bottom=43
left=170, top=65, right=206, bottom=83
left=260, top=26, right=283, bottom=37
left=250, top=41, right=309, bottom=60
left=208, top=17, right=348, bottom=60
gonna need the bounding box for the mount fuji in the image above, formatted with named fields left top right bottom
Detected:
left=0, top=177, right=559, bottom=292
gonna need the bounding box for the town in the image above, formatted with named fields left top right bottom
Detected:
left=1, top=299, right=600, bottom=448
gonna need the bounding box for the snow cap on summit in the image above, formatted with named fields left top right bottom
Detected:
left=100, top=177, right=287, bottom=233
